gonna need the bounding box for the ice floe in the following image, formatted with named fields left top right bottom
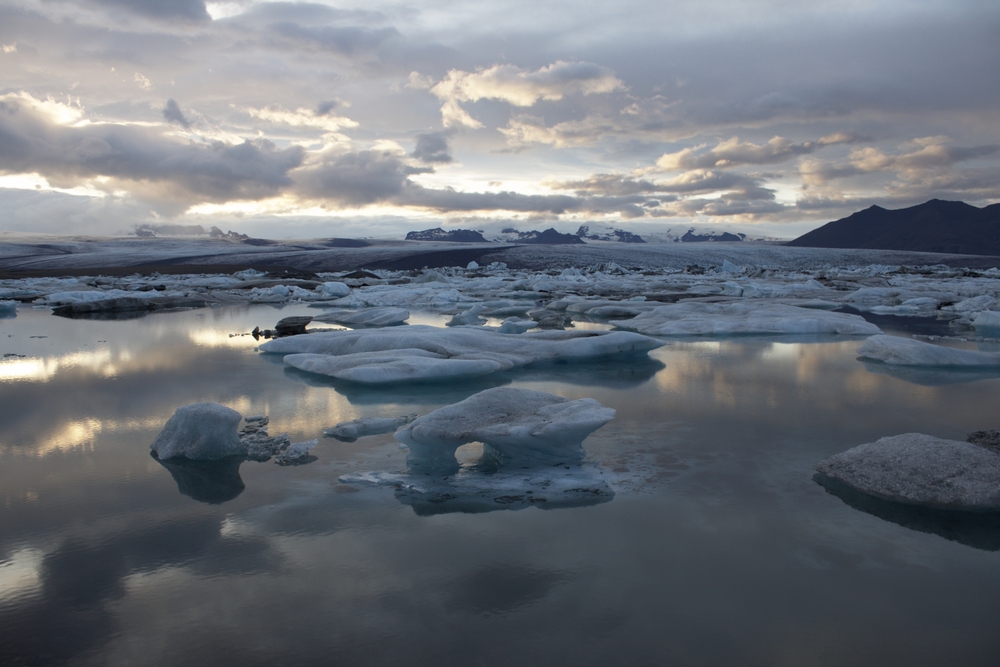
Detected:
left=260, top=325, right=664, bottom=384
left=151, top=403, right=246, bottom=460
left=815, top=433, right=1000, bottom=511
left=612, top=302, right=881, bottom=336
left=857, top=335, right=1000, bottom=366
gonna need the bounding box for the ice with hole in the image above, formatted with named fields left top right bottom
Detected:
left=260, top=325, right=664, bottom=384
left=313, top=307, right=409, bottom=327
left=394, top=387, right=616, bottom=474
left=151, top=403, right=246, bottom=460
left=612, top=301, right=881, bottom=336
left=857, top=335, right=1000, bottom=366
left=815, top=433, right=1000, bottom=511
left=339, top=387, right=617, bottom=513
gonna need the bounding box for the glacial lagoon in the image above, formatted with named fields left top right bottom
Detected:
left=3, top=302, right=1000, bottom=666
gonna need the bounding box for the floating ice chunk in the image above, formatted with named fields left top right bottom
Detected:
left=612, top=302, right=881, bottom=336
left=447, top=304, right=485, bottom=326
left=413, top=270, right=450, bottom=284
left=0, top=300, right=16, bottom=317
left=324, top=414, right=417, bottom=441
left=313, top=307, right=409, bottom=327
left=261, top=325, right=664, bottom=384
left=466, top=261, right=479, bottom=270
left=285, top=351, right=506, bottom=384
left=151, top=403, right=246, bottom=460
left=274, top=439, right=318, bottom=466
left=869, top=297, right=941, bottom=316
left=815, top=433, right=1000, bottom=510
left=395, top=387, right=615, bottom=474
left=857, top=335, right=1000, bottom=366
left=496, top=317, right=536, bottom=334
left=973, top=311, right=1000, bottom=332
left=318, top=281, right=351, bottom=298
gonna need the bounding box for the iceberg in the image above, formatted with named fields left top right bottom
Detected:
left=261, top=325, right=664, bottom=384
left=0, top=299, right=16, bottom=318
left=313, top=307, right=409, bottom=327
left=395, top=387, right=616, bottom=474
left=339, top=387, right=617, bottom=514
left=857, top=335, right=1000, bottom=366
left=815, top=433, right=1000, bottom=511
left=324, top=415, right=417, bottom=441
left=151, top=403, right=246, bottom=460
left=611, top=301, right=881, bottom=336
left=318, top=281, right=351, bottom=298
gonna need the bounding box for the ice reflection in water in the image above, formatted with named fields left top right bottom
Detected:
left=3, top=305, right=1000, bottom=666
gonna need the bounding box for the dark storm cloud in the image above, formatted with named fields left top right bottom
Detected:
left=294, top=149, right=429, bottom=206
left=0, top=94, right=303, bottom=205
left=162, top=98, right=190, bottom=128
left=83, top=0, right=210, bottom=22
left=411, top=130, right=454, bottom=164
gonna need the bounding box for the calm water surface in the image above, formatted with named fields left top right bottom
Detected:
left=2, top=305, right=1000, bottom=666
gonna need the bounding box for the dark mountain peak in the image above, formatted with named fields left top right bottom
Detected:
left=788, top=200, right=1000, bottom=256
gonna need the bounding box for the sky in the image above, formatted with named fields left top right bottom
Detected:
left=0, top=0, right=997, bottom=239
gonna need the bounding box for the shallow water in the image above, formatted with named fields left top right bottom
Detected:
left=2, top=305, right=1000, bottom=666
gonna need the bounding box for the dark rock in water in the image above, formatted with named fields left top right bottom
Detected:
left=969, top=430, right=1000, bottom=453
left=406, top=228, right=489, bottom=242
left=788, top=199, right=1000, bottom=255
left=684, top=264, right=706, bottom=274
left=274, top=316, right=313, bottom=337
left=242, top=238, right=274, bottom=246
left=341, top=270, right=381, bottom=279
left=155, top=455, right=245, bottom=504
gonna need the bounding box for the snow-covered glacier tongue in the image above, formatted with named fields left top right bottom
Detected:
left=339, top=387, right=618, bottom=514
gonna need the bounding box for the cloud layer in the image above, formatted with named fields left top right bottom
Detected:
left=0, top=0, right=997, bottom=236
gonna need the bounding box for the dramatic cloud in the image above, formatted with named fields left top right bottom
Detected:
left=431, top=61, right=624, bottom=128
left=0, top=0, right=997, bottom=235
left=0, top=93, right=303, bottom=207
left=656, top=134, right=860, bottom=171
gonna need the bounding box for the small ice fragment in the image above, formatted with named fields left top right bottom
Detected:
left=151, top=403, right=246, bottom=460
left=319, top=281, right=351, bottom=298
left=274, top=439, right=318, bottom=466
left=245, top=415, right=266, bottom=423
left=466, top=261, right=480, bottom=270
